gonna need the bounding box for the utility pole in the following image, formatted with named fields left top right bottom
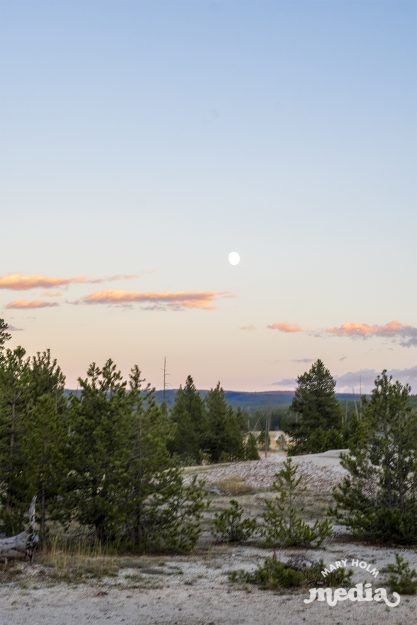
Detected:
left=163, top=356, right=167, bottom=404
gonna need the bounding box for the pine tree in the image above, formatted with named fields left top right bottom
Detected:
left=203, top=383, right=245, bottom=463
left=67, top=360, right=130, bottom=542
left=0, top=345, right=31, bottom=533
left=287, top=359, right=343, bottom=455
left=22, top=350, right=67, bottom=538
left=332, top=371, right=417, bottom=544
left=245, top=432, right=260, bottom=460
left=261, top=458, right=331, bottom=547
left=122, top=365, right=174, bottom=549
left=168, top=375, right=205, bottom=464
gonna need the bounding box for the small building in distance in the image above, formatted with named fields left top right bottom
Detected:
left=251, top=430, right=290, bottom=452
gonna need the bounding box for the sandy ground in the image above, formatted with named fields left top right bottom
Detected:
left=1, top=451, right=416, bottom=625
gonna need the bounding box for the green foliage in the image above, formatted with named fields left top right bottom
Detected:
left=230, top=554, right=352, bottom=590
left=261, top=458, right=331, bottom=547
left=203, top=383, right=245, bottom=463
left=0, top=319, right=11, bottom=349
left=0, top=318, right=208, bottom=554
left=212, top=499, right=257, bottom=543
left=244, top=432, right=260, bottom=460
left=142, top=470, right=207, bottom=553
left=0, top=342, right=66, bottom=536
left=332, top=371, right=417, bottom=544
left=387, top=554, right=417, bottom=595
left=287, top=359, right=343, bottom=455
left=168, top=375, right=205, bottom=465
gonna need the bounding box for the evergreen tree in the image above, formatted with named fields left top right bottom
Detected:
left=287, top=359, right=343, bottom=455
left=261, top=458, right=331, bottom=547
left=245, top=432, right=260, bottom=460
left=122, top=365, right=174, bottom=549
left=0, top=344, right=31, bottom=533
left=0, top=319, right=11, bottom=349
left=168, top=375, right=204, bottom=464
left=67, top=360, right=130, bottom=542
left=332, top=371, right=417, bottom=543
left=203, top=383, right=245, bottom=462
left=22, top=350, right=67, bottom=538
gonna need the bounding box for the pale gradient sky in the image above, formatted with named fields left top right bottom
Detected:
left=1, top=1, right=416, bottom=392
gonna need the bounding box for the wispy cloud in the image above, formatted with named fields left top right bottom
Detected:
left=240, top=324, right=256, bottom=331
left=292, top=358, right=314, bottom=363
left=75, top=290, right=234, bottom=310
left=0, top=273, right=140, bottom=290
left=267, top=322, right=302, bottom=333
left=272, top=365, right=417, bottom=393
left=42, top=290, right=64, bottom=297
left=326, top=320, right=417, bottom=348
left=336, top=366, right=417, bottom=393
left=272, top=377, right=297, bottom=388
left=5, top=300, right=59, bottom=309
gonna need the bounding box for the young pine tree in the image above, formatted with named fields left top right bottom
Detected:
left=332, top=371, right=417, bottom=544
left=261, top=458, right=331, bottom=547
left=245, top=432, right=260, bottom=460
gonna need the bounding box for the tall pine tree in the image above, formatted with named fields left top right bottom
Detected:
left=287, top=359, right=343, bottom=455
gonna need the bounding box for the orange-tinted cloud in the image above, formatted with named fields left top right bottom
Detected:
left=267, top=322, right=302, bottom=333
left=77, top=290, right=234, bottom=310
left=326, top=320, right=417, bottom=347
left=5, top=300, right=59, bottom=309
left=240, top=324, right=256, bottom=331
left=0, top=273, right=139, bottom=290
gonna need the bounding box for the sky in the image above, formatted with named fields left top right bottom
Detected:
left=1, top=0, right=416, bottom=392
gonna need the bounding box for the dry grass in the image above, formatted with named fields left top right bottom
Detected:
left=212, top=476, right=254, bottom=496
left=37, top=536, right=120, bottom=583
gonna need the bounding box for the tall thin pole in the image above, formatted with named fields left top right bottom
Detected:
left=163, top=356, right=167, bottom=404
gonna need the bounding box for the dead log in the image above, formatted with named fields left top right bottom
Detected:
left=0, top=496, right=39, bottom=563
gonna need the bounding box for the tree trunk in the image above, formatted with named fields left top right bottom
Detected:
left=0, top=497, right=38, bottom=562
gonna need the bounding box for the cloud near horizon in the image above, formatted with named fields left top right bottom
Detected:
left=0, top=273, right=140, bottom=290
left=5, top=300, right=59, bottom=309
left=267, top=322, right=302, bottom=333
left=266, top=319, right=417, bottom=348
left=272, top=365, right=417, bottom=393
left=76, top=290, right=234, bottom=310
left=326, top=320, right=417, bottom=348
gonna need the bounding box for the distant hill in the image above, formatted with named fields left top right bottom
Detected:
left=153, top=389, right=364, bottom=411
left=154, top=389, right=296, bottom=410
left=64, top=388, right=365, bottom=411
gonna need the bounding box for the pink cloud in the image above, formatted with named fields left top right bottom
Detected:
left=267, top=322, right=302, bottom=333
left=77, top=290, right=234, bottom=310
left=0, top=273, right=139, bottom=290
left=326, top=320, right=417, bottom=348
left=5, top=300, right=59, bottom=309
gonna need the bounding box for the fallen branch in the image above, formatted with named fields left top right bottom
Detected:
left=0, top=496, right=39, bottom=563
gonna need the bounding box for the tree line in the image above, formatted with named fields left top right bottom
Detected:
left=0, top=320, right=257, bottom=548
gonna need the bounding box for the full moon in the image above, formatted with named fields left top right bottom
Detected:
left=228, top=251, right=241, bottom=266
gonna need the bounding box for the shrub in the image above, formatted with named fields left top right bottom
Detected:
left=212, top=499, right=257, bottom=543
left=387, top=554, right=417, bottom=595
left=229, top=554, right=352, bottom=591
